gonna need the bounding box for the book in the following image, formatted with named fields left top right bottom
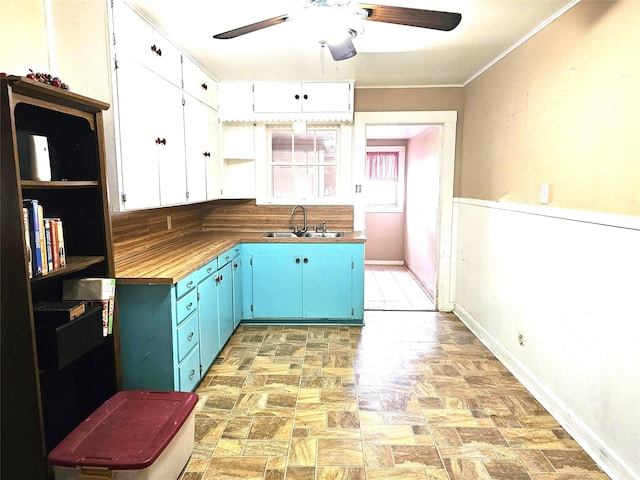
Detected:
left=23, top=199, right=43, bottom=276
left=46, top=217, right=61, bottom=269
left=63, top=278, right=116, bottom=337
left=33, top=300, right=86, bottom=323
left=22, top=207, right=33, bottom=278
left=44, top=218, right=54, bottom=272
left=37, top=204, right=47, bottom=275
left=55, top=218, right=66, bottom=267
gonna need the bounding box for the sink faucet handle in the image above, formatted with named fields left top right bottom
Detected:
left=315, top=221, right=327, bottom=233
left=289, top=224, right=298, bottom=233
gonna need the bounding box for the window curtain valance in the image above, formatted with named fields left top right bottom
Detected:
left=366, top=151, right=399, bottom=181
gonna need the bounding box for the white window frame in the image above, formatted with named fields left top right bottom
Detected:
left=256, top=123, right=353, bottom=205
left=365, top=146, right=406, bottom=213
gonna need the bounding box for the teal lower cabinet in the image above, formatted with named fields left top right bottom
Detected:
left=118, top=251, right=238, bottom=392
left=197, top=258, right=220, bottom=375
left=117, top=267, right=202, bottom=392
left=245, top=243, right=364, bottom=324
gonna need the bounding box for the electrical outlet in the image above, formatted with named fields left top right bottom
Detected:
left=540, top=183, right=550, bottom=204
left=166, top=215, right=172, bottom=230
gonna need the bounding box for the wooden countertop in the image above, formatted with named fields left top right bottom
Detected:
left=115, top=230, right=366, bottom=285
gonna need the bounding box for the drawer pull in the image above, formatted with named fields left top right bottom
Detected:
left=188, top=369, right=195, bottom=380
left=186, top=281, right=193, bottom=288
left=186, top=302, right=193, bottom=310
left=207, top=267, right=213, bottom=273
left=201, top=82, right=208, bottom=90
left=187, top=332, right=194, bottom=341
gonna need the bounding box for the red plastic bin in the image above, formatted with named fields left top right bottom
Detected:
left=48, top=390, right=198, bottom=480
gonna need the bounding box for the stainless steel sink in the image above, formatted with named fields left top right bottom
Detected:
left=262, top=232, right=298, bottom=238
left=303, top=231, right=344, bottom=238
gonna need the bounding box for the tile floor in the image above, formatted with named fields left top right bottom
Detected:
left=365, top=265, right=435, bottom=311
left=180, top=311, right=610, bottom=480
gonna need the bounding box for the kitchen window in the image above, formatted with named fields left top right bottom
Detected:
left=365, top=146, right=405, bottom=212
left=266, top=125, right=340, bottom=203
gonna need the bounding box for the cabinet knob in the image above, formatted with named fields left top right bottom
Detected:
left=186, top=281, right=193, bottom=288
left=233, top=263, right=238, bottom=269
left=295, top=258, right=301, bottom=264
left=186, top=302, right=193, bottom=310
left=155, top=137, right=167, bottom=145
left=189, top=369, right=195, bottom=380
left=207, top=267, right=213, bottom=273
left=201, top=83, right=208, bottom=90
left=303, top=94, right=308, bottom=100
left=150, top=44, right=162, bottom=56
left=203, top=152, right=211, bottom=157
left=295, top=94, right=300, bottom=100
left=187, top=332, right=194, bottom=341
left=303, top=258, right=309, bottom=263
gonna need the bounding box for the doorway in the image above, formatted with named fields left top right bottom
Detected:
left=354, top=111, right=458, bottom=311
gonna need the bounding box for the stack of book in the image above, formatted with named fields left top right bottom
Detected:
left=22, top=198, right=66, bottom=278
left=62, top=278, right=116, bottom=337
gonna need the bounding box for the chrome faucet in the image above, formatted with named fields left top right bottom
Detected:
left=290, top=205, right=307, bottom=235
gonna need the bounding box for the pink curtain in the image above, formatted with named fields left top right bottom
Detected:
left=366, top=152, right=399, bottom=181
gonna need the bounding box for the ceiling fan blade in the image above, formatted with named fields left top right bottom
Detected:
left=358, top=4, right=461, bottom=31
left=327, top=36, right=357, bottom=61
left=213, top=15, right=289, bottom=39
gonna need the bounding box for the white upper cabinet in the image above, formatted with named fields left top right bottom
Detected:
left=113, top=1, right=182, bottom=87
left=115, top=59, right=186, bottom=210
left=183, top=95, right=221, bottom=203
left=218, top=81, right=354, bottom=122
left=253, top=82, right=352, bottom=114
left=182, top=56, right=219, bottom=110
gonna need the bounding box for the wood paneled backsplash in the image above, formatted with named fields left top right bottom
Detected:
left=201, top=199, right=354, bottom=232
left=111, top=200, right=354, bottom=263
left=111, top=203, right=206, bottom=263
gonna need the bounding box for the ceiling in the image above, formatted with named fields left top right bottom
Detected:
left=126, top=0, right=577, bottom=88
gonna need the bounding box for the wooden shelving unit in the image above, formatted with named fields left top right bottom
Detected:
left=1, top=76, right=119, bottom=479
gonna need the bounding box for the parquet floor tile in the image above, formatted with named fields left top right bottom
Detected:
left=180, top=311, right=611, bottom=480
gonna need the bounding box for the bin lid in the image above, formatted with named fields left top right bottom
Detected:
left=48, top=390, right=198, bottom=470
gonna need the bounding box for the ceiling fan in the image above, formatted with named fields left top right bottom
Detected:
left=213, top=0, right=462, bottom=61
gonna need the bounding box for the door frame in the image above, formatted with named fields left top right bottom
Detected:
left=353, top=111, right=457, bottom=311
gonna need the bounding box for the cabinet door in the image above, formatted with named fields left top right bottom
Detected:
left=182, top=56, right=218, bottom=109
left=218, top=82, right=254, bottom=117
left=217, top=262, right=234, bottom=349
left=302, top=82, right=352, bottom=112
left=252, top=254, right=303, bottom=318
left=157, top=87, right=187, bottom=206
left=232, top=257, right=243, bottom=328
left=302, top=254, right=353, bottom=318
left=115, top=59, right=161, bottom=210
left=183, top=95, right=210, bottom=203
left=113, top=1, right=181, bottom=87
left=253, top=82, right=302, bottom=113
left=198, top=273, right=220, bottom=372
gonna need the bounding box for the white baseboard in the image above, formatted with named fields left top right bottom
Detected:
left=364, top=260, right=405, bottom=266
left=453, top=304, right=636, bottom=480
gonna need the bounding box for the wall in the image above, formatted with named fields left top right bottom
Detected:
left=455, top=2, right=640, bottom=479
left=405, top=127, right=440, bottom=298
left=355, top=87, right=465, bottom=195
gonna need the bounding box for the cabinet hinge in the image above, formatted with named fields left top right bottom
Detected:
left=250, top=304, right=254, bottom=312
left=351, top=261, right=354, bottom=269
left=121, top=193, right=127, bottom=203
left=186, top=191, right=190, bottom=201
left=112, top=32, right=116, bottom=46
left=114, top=58, right=119, bottom=70
left=197, top=291, right=200, bottom=301
left=351, top=308, right=355, bottom=316
left=182, top=95, right=186, bottom=106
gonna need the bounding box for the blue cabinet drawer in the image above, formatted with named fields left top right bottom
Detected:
left=219, top=247, right=240, bottom=267
left=198, top=258, right=217, bottom=283
left=176, top=270, right=199, bottom=298
left=176, top=289, right=197, bottom=325
left=178, top=346, right=200, bottom=392
left=177, top=313, right=199, bottom=362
